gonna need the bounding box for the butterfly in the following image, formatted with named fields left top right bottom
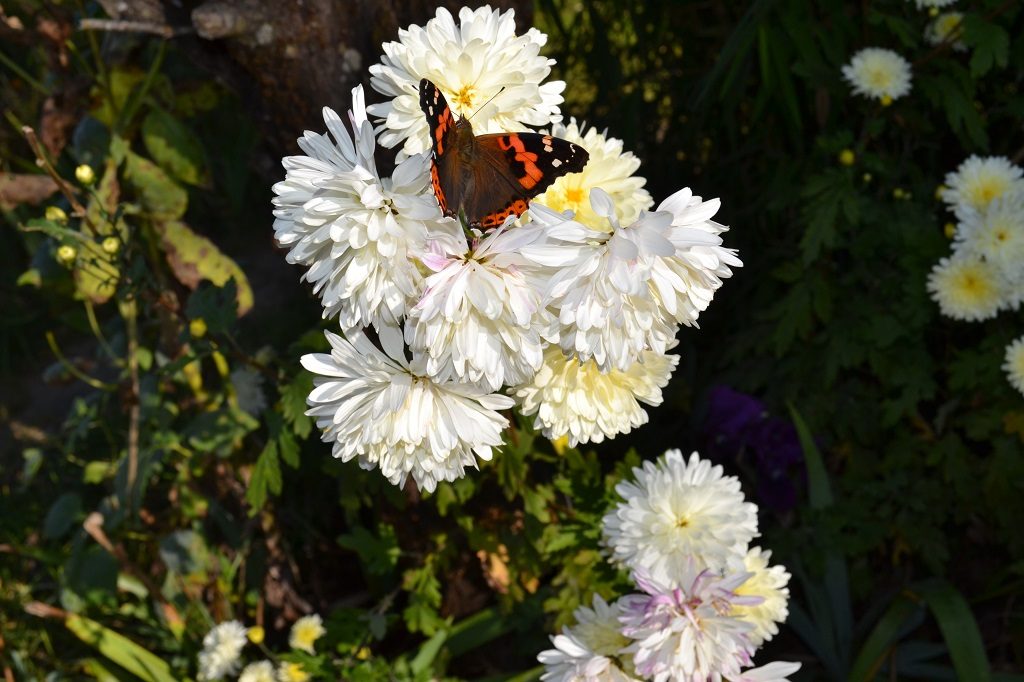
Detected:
left=418, top=79, right=589, bottom=229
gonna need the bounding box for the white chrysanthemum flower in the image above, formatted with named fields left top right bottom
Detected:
left=731, top=547, right=791, bottom=646
left=538, top=595, right=639, bottom=682
left=197, top=621, right=247, bottom=681
left=405, top=223, right=558, bottom=391
left=619, top=566, right=762, bottom=681
left=289, top=614, right=325, bottom=654
left=525, top=191, right=738, bottom=372
left=954, top=193, right=1024, bottom=272
left=515, top=345, right=678, bottom=447
left=943, top=156, right=1024, bottom=214
left=1004, top=336, right=1024, bottom=396
left=602, top=449, right=759, bottom=580
left=841, top=48, right=912, bottom=102
left=926, top=12, right=966, bottom=50
left=533, top=118, right=653, bottom=228
left=368, top=5, right=564, bottom=158
left=927, top=254, right=1004, bottom=322
left=301, top=327, right=515, bottom=492
left=272, top=85, right=457, bottom=331
left=277, top=662, right=309, bottom=682
left=239, top=661, right=276, bottom=682
left=912, top=0, right=957, bottom=8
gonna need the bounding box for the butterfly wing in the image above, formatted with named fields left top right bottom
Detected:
left=467, top=132, right=589, bottom=229
left=419, top=79, right=460, bottom=217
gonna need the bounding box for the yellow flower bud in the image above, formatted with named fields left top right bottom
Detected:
left=356, top=646, right=372, bottom=660
left=56, top=244, right=77, bottom=265
left=247, top=626, right=265, bottom=644
left=880, top=95, right=893, bottom=107
left=838, top=149, right=856, bottom=166
left=189, top=318, right=208, bottom=339
left=934, top=184, right=947, bottom=201
left=45, top=206, right=68, bottom=224
left=929, top=6, right=939, bottom=16
left=101, top=236, right=120, bottom=255
left=862, top=172, right=873, bottom=183
left=944, top=222, right=956, bottom=239
left=892, top=188, right=904, bottom=199
left=75, top=164, right=96, bottom=185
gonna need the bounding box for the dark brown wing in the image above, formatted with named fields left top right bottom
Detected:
left=419, top=79, right=461, bottom=217
left=466, top=132, right=589, bottom=229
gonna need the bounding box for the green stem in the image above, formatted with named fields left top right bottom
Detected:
left=45, top=331, right=117, bottom=392
left=0, top=48, right=48, bottom=95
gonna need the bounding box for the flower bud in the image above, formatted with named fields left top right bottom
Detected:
left=56, top=244, right=77, bottom=265
left=75, top=164, right=96, bottom=185
left=189, top=318, right=208, bottom=339
left=247, top=626, right=265, bottom=644
left=838, top=149, right=856, bottom=166
left=45, top=206, right=68, bottom=224
left=101, top=236, right=120, bottom=255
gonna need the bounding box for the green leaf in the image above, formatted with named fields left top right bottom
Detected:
left=142, top=107, right=207, bottom=186
left=278, top=430, right=300, bottom=468
left=847, top=596, right=919, bottom=682
left=123, top=151, right=187, bottom=221
left=787, top=404, right=832, bottom=509
left=917, top=581, right=991, bottom=682
left=963, top=16, right=1009, bottom=78
left=338, top=524, right=401, bottom=576
left=409, top=629, right=448, bottom=675
left=185, top=280, right=240, bottom=336
left=158, top=530, right=210, bottom=575
left=246, top=440, right=281, bottom=513
left=89, top=68, right=146, bottom=128
left=279, top=372, right=313, bottom=439
left=43, top=492, right=82, bottom=539
left=64, top=613, right=176, bottom=682
left=160, top=221, right=253, bottom=315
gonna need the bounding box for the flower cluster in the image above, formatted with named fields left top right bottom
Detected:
left=928, top=155, right=1024, bottom=395
left=538, top=450, right=798, bottom=681
left=273, top=6, right=741, bottom=489
left=196, top=615, right=325, bottom=682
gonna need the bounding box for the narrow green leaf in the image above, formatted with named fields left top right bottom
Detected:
left=141, top=107, right=207, bottom=186
left=848, top=596, right=919, bottom=682
left=445, top=607, right=513, bottom=658
left=64, top=614, right=176, bottom=682
left=917, top=581, right=991, bottom=682
left=409, top=629, right=448, bottom=675
left=787, top=404, right=832, bottom=508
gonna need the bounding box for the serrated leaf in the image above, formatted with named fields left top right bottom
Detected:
left=142, top=107, right=207, bottom=186
left=246, top=440, right=281, bottom=513
left=278, top=430, right=300, bottom=468
left=338, top=524, right=400, bottom=576
left=160, top=221, right=253, bottom=315
left=279, top=372, right=313, bottom=439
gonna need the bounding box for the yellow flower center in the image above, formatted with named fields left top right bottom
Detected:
left=967, top=176, right=1008, bottom=207
left=453, top=85, right=477, bottom=112
left=564, top=187, right=585, bottom=207
left=676, top=516, right=690, bottom=528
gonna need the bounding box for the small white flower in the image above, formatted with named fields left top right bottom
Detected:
left=943, top=155, right=1024, bottom=214
left=538, top=595, right=639, bottom=682
left=197, top=621, right=247, bottom=681
left=272, top=85, right=457, bottom=331
left=619, top=566, right=761, bottom=681
left=289, top=613, right=326, bottom=654
left=927, top=254, right=1005, bottom=321
left=912, top=0, right=957, bottom=7
left=925, top=12, right=966, bottom=50
left=368, top=5, right=564, bottom=158
left=406, top=223, right=557, bottom=391
left=731, top=547, right=791, bottom=646
left=239, top=661, right=276, bottom=682
left=533, top=118, right=653, bottom=228
left=301, top=327, right=515, bottom=492
left=842, top=48, right=912, bottom=102
left=515, top=345, right=678, bottom=447
left=1004, top=336, right=1024, bottom=396
left=954, top=193, right=1024, bottom=272
left=602, top=449, right=759, bottom=581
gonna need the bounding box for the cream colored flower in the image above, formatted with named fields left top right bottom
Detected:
left=289, top=614, right=325, bottom=654
left=943, top=155, right=1024, bottom=214
left=514, top=345, right=678, bottom=447
left=239, top=661, right=276, bottom=682
left=533, top=118, right=652, bottom=229
left=368, top=5, right=564, bottom=158
left=927, top=254, right=1004, bottom=321
left=732, top=547, right=791, bottom=646
left=538, top=595, right=638, bottom=682
left=925, top=12, right=966, bottom=50
left=197, top=621, right=247, bottom=681
left=1004, top=336, right=1024, bottom=396
left=841, top=48, right=912, bottom=102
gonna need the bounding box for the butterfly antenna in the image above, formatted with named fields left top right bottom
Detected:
left=467, top=86, right=506, bottom=121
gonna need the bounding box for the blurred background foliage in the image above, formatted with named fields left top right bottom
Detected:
left=0, top=0, right=1022, bottom=679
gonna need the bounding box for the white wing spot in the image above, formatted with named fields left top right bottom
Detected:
left=544, top=144, right=553, bottom=152
left=552, top=158, right=563, bottom=168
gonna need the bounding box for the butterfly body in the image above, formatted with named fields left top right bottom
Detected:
left=419, top=79, right=589, bottom=229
